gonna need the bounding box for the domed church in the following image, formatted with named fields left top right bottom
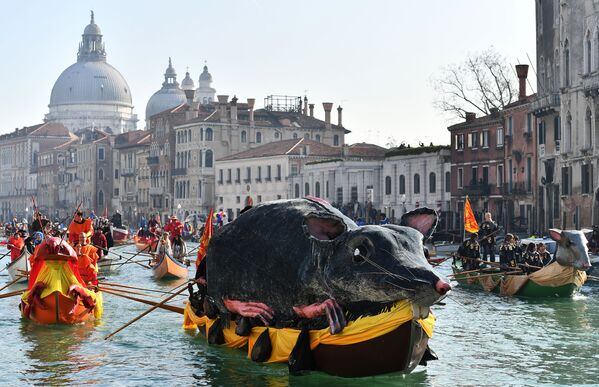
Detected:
left=45, top=12, right=137, bottom=133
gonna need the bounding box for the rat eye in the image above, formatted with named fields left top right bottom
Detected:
left=348, top=236, right=374, bottom=265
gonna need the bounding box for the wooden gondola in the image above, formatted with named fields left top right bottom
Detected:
left=111, top=226, right=130, bottom=246
left=151, top=252, right=188, bottom=280
left=183, top=300, right=435, bottom=377
left=21, top=251, right=102, bottom=324
left=134, top=234, right=158, bottom=252
left=451, top=259, right=586, bottom=298
left=6, top=248, right=30, bottom=283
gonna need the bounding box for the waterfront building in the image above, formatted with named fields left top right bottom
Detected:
left=382, top=145, right=451, bottom=228
left=45, top=12, right=137, bottom=134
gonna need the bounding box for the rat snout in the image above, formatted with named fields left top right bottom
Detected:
left=435, top=279, right=451, bottom=296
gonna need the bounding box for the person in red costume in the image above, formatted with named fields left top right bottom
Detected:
left=68, top=210, right=94, bottom=246
left=163, top=215, right=183, bottom=242
left=7, top=231, right=25, bottom=261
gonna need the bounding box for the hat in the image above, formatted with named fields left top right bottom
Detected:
left=170, top=215, right=178, bottom=220
left=76, top=210, right=83, bottom=216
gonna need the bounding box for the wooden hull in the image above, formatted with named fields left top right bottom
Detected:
left=152, top=254, right=188, bottom=280
left=112, top=227, right=129, bottom=244
left=134, top=236, right=157, bottom=252
left=6, top=249, right=30, bottom=283
left=25, top=291, right=96, bottom=325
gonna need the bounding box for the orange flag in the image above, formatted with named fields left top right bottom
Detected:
left=464, top=196, right=479, bottom=233
left=196, top=208, right=214, bottom=269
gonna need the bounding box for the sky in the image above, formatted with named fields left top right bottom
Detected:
left=0, top=0, right=536, bottom=147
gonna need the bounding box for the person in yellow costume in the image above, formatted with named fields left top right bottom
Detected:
left=68, top=210, right=94, bottom=245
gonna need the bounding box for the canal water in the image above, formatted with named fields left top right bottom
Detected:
left=0, top=243, right=598, bottom=386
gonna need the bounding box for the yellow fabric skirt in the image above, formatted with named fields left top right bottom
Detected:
left=183, top=300, right=435, bottom=363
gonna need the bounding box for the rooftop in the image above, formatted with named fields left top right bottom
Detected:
left=218, top=138, right=340, bottom=161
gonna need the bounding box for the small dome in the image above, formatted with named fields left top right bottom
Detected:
left=165, top=57, right=176, bottom=77
left=199, top=65, right=212, bottom=82
left=84, top=22, right=101, bottom=35
left=145, top=88, right=187, bottom=119
left=181, top=71, right=195, bottom=90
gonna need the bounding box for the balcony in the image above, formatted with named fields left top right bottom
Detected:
left=503, top=182, right=531, bottom=197
left=121, top=168, right=136, bottom=177
left=147, top=156, right=159, bottom=165
left=531, top=93, right=560, bottom=116
left=172, top=167, right=187, bottom=176
left=582, top=74, right=599, bottom=97
left=149, top=186, right=165, bottom=196
left=463, top=182, right=491, bottom=197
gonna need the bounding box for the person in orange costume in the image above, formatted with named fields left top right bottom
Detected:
left=7, top=231, right=25, bottom=261
left=74, top=233, right=99, bottom=285
left=68, top=210, right=94, bottom=246
left=163, top=215, right=183, bottom=241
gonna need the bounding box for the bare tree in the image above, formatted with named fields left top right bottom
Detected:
left=431, top=48, right=517, bottom=120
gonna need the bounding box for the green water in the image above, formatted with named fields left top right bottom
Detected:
left=1, top=244, right=598, bottom=386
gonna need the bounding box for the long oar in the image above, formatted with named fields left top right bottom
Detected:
left=0, top=276, right=26, bottom=292
left=104, top=282, right=189, bottom=340
left=447, top=267, right=501, bottom=277
left=99, top=281, right=186, bottom=296
left=101, top=288, right=184, bottom=314
left=113, top=244, right=151, bottom=270
left=98, top=259, right=147, bottom=269
left=0, top=250, right=11, bottom=261
left=100, top=285, right=167, bottom=299
left=0, top=289, right=25, bottom=299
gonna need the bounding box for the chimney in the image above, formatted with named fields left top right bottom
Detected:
left=184, top=89, right=195, bottom=105
left=303, top=96, right=308, bottom=115
left=230, top=95, right=238, bottom=124
left=337, top=105, right=343, bottom=127
left=247, top=98, right=255, bottom=127
left=489, top=107, right=499, bottom=116
left=465, top=112, right=476, bottom=122
left=322, top=102, right=333, bottom=129
left=217, top=95, right=229, bottom=122
left=515, top=64, right=529, bottom=100
left=309, top=104, right=314, bottom=117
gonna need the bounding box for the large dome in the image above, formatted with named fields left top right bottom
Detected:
left=49, top=61, right=133, bottom=107
left=145, top=58, right=187, bottom=120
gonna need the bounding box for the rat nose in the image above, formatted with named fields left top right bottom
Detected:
left=435, top=279, right=451, bottom=295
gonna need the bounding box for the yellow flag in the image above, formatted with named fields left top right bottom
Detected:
left=464, top=197, right=479, bottom=233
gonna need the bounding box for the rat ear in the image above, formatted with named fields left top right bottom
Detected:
left=399, top=207, right=438, bottom=239
left=304, top=215, right=346, bottom=241
left=548, top=228, right=563, bottom=243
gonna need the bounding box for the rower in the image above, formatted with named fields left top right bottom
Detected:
left=91, top=226, right=108, bottom=260
left=75, top=233, right=99, bottom=285
left=499, top=233, right=518, bottom=271
left=522, top=243, right=542, bottom=274
left=152, top=232, right=173, bottom=265
left=68, top=210, right=94, bottom=246
left=7, top=231, right=25, bottom=262
left=457, top=232, right=480, bottom=270
left=479, top=212, right=498, bottom=262
left=537, top=243, right=552, bottom=266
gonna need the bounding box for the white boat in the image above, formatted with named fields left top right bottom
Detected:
left=6, top=248, right=30, bottom=283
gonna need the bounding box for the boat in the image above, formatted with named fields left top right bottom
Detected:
left=20, top=237, right=103, bottom=324
left=111, top=226, right=130, bottom=245
left=151, top=251, right=188, bottom=280
left=6, top=248, right=31, bottom=283
left=451, top=259, right=586, bottom=297
left=183, top=299, right=435, bottom=377
left=133, top=233, right=158, bottom=252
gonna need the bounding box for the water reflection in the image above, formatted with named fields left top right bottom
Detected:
left=19, top=320, right=101, bottom=386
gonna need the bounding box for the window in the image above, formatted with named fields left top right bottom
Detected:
left=241, top=131, right=247, bottom=143
left=205, top=149, right=213, bottom=167
left=205, top=128, right=213, bottom=141
left=293, top=133, right=298, bottom=139
left=413, top=174, right=420, bottom=194
left=256, top=166, right=262, bottom=182
left=98, top=147, right=105, bottom=160
left=333, top=135, right=339, bottom=146
left=294, top=184, right=300, bottom=198
left=458, top=168, right=463, bottom=189
left=582, top=164, right=593, bottom=194
left=274, top=132, right=280, bottom=139
left=586, top=108, right=593, bottom=148
left=304, top=133, right=310, bottom=140
left=481, top=131, right=489, bottom=148
left=564, top=39, right=570, bottom=86
left=385, top=176, right=392, bottom=195
left=114, top=169, right=119, bottom=179
left=304, top=183, right=310, bottom=196
left=246, top=167, right=252, bottom=182
left=98, top=168, right=104, bottom=181
left=336, top=187, right=343, bottom=204
left=496, top=127, right=504, bottom=147
left=471, top=166, right=478, bottom=185
left=554, top=115, right=561, bottom=143
left=114, top=188, right=119, bottom=196
left=471, top=132, right=479, bottom=148
left=527, top=113, right=532, bottom=134
left=236, top=196, right=241, bottom=203
left=587, top=31, right=592, bottom=73
left=508, top=159, right=513, bottom=191
left=315, top=134, right=321, bottom=142
left=98, top=190, right=104, bottom=206
left=315, top=182, right=321, bottom=197
left=429, top=173, right=436, bottom=193
left=507, top=116, right=513, bottom=136
left=482, top=166, right=489, bottom=185
left=538, top=121, right=546, bottom=145
left=351, top=186, right=358, bottom=202
left=526, top=157, right=532, bottom=192
left=326, top=181, right=330, bottom=198
left=399, top=175, right=406, bottom=194
left=565, top=113, right=572, bottom=152
left=561, top=166, right=571, bottom=195
left=227, top=169, right=232, bottom=184
left=256, top=132, right=262, bottom=143
left=235, top=168, right=240, bottom=183
left=497, top=165, right=504, bottom=187
left=456, top=134, right=465, bottom=150
left=445, top=171, right=451, bottom=192
left=266, top=165, right=272, bottom=181
left=467, top=133, right=473, bottom=148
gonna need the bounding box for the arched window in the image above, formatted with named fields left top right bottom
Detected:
left=98, top=168, right=104, bottom=181
left=399, top=175, right=406, bottom=194
left=98, top=190, right=104, bottom=207
left=205, top=149, right=213, bottom=168
left=294, top=183, right=300, bottom=198
left=555, top=49, right=560, bottom=90
left=414, top=174, right=420, bottom=194
left=241, top=131, right=247, bottom=143
left=198, top=150, right=203, bottom=167
left=274, top=132, right=280, bottom=139
left=586, top=31, right=592, bottom=73
left=293, top=133, right=298, bottom=139
left=564, top=39, right=570, bottom=86
left=315, top=134, right=321, bottom=142
left=429, top=172, right=436, bottom=193
left=385, top=176, right=392, bottom=195
left=205, top=128, right=213, bottom=141
left=586, top=107, right=593, bottom=148
left=304, top=133, right=310, bottom=140
left=304, top=182, right=310, bottom=196
left=566, top=112, right=572, bottom=152
left=315, top=181, right=321, bottom=197
left=333, top=135, right=339, bottom=146
left=256, top=132, right=262, bottom=143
